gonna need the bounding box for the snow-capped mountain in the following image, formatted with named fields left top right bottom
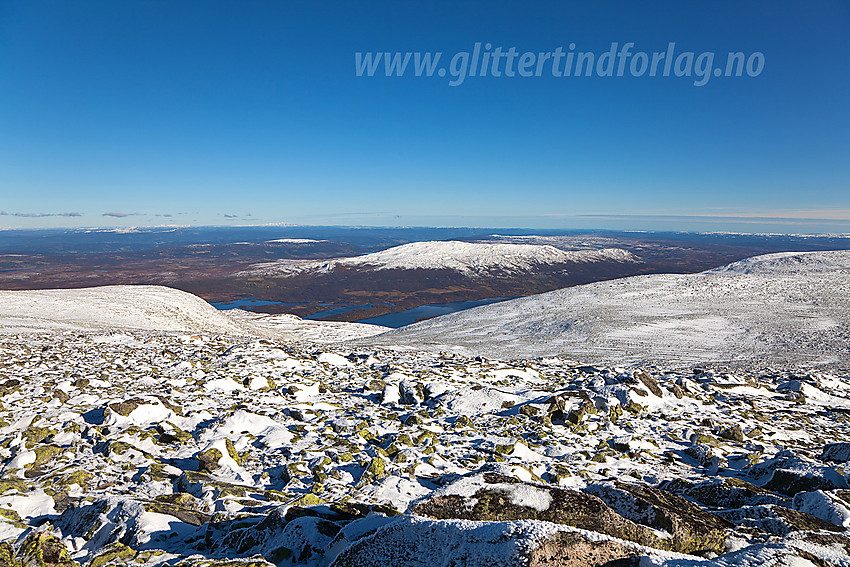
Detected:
left=241, top=241, right=642, bottom=277
left=366, top=250, right=850, bottom=367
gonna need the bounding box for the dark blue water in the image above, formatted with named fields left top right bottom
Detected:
left=210, top=296, right=511, bottom=328
left=305, top=304, right=373, bottom=320
left=358, top=298, right=510, bottom=328
left=210, top=298, right=309, bottom=310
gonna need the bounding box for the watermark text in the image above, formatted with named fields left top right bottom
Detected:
left=355, top=42, right=765, bottom=87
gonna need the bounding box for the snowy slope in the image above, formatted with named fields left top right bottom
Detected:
left=0, top=285, right=252, bottom=334
left=0, top=285, right=390, bottom=341
left=365, top=250, right=850, bottom=367
left=226, top=310, right=389, bottom=343
left=242, top=241, right=641, bottom=277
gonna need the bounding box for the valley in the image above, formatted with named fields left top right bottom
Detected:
left=2, top=227, right=849, bottom=325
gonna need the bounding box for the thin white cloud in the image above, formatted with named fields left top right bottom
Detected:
left=0, top=210, right=83, bottom=217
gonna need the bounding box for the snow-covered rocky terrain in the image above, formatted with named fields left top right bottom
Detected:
left=0, top=250, right=849, bottom=566
left=240, top=241, right=641, bottom=277
left=369, top=250, right=850, bottom=368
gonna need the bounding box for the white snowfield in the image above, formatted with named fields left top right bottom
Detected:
left=240, top=240, right=642, bottom=277
left=0, top=286, right=249, bottom=334
left=0, top=285, right=388, bottom=342
left=226, top=309, right=389, bottom=343
left=367, top=250, right=850, bottom=367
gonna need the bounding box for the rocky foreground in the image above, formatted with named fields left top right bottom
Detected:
left=1, top=330, right=850, bottom=566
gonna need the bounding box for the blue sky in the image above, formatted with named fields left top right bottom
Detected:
left=1, top=1, right=848, bottom=232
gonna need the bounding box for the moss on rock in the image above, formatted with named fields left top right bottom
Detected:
left=87, top=543, right=136, bottom=567
left=18, top=531, right=78, bottom=567
left=197, top=447, right=224, bottom=472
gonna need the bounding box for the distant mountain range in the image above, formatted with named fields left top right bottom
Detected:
left=1, top=249, right=848, bottom=369
left=4, top=228, right=850, bottom=328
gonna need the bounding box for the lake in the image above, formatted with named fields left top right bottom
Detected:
left=210, top=298, right=309, bottom=310
left=358, top=298, right=511, bottom=328
left=211, top=297, right=512, bottom=328
left=304, top=304, right=373, bottom=320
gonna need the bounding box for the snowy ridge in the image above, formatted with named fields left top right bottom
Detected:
left=366, top=250, right=850, bottom=367
left=0, top=285, right=250, bottom=334
left=0, top=285, right=389, bottom=341
left=242, top=240, right=641, bottom=277
left=709, top=249, right=850, bottom=275
left=227, top=310, right=389, bottom=343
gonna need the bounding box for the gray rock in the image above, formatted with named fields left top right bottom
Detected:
left=330, top=515, right=645, bottom=567
left=411, top=472, right=728, bottom=554
left=584, top=481, right=731, bottom=555
left=658, top=477, right=785, bottom=508
left=719, top=424, right=745, bottom=443
left=749, top=451, right=848, bottom=496
left=399, top=381, right=423, bottom=405
left=716, top=504, right=844, bottom=536
left=821, top=442, right=850, bottom=462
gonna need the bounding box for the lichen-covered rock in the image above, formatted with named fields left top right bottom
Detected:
left=410, top=472, right=714, bottom=554
left=156, top=422, right=193, bottom=445
left=175, top=471, right=249, bottom=498
left=719, top=424, right=745, bottom=442
left=528, top=531, right=643, bottom=567
left=0, top=542, right=20, bottom=567
left=585, top=481, right=731, bottom=555
left=357, top=457, right=387, bottom=486
left=23, top=425, right=57, bottom=446
left=633, top=370, right=663, bottom=398
left=197, top=447, right=224, bottom=472
left=211, top=506, right=340, bottom=564
left=17, top=531, right=78, bottom=567
left=658, top=477, right=785, bottom=508
left=108, top=398, right=147, bottom=417
left=684, top=442, right=722, bottom=469
left=144, top=493, right=210, bottom=526
left=87, top=543, right=136, bottom=567
left=792, top=490, right=850, bottom=528
left=330, top=515, right=647, bottom=567
left=716, top=503, right=845, bottom=536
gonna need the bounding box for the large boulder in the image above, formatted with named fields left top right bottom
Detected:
left=658, top=477, right=786, bottom=508
left=585, top=481, right=731, bottom=555
left=57, top=497, right=198, bottom=550
left=212, top=506, right=341, bottom=563
left=17, top=531, right=78, bottom=567
left=330, top=515, right=649, bottom=567
left=716, top=504, right=845, bottom=536
left=820, top=442, right=850, bottom=463
left=792, top=490, right=850, bottom=528
left=410, top=472, right=729, bottom=555
left=748, top=451, right=848, bottom=496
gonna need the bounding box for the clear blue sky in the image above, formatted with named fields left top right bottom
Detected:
left=1, top=1, right=848, bottom=232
